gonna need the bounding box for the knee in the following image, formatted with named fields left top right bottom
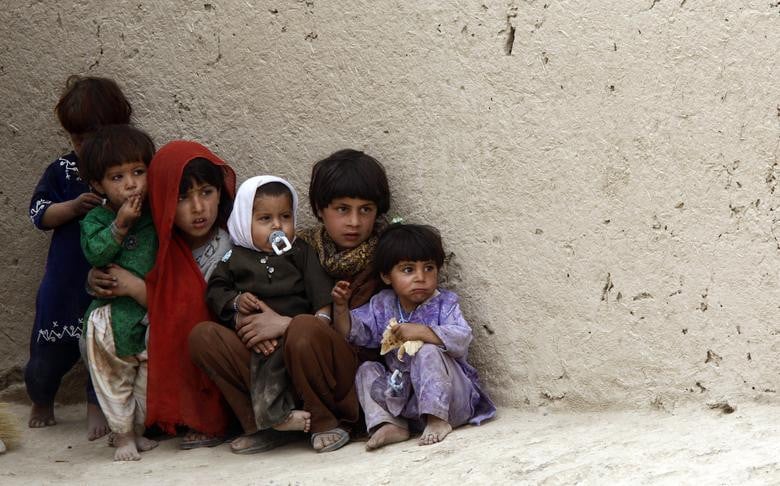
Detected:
left=284, top=315, right=327, bottom=354
left=415, top=343, right=445, bottom=360
left=356, top=361, right=384, bottom=381
left=410, top=344, right=446, bottom=370
left=188, top=321, right=218, bottom=363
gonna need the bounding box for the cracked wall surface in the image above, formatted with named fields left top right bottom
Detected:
left=1, top=0, right=780, bottom=410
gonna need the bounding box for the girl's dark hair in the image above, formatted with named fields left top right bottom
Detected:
left=309, top=149, right=390, bottom=220
left=55, top=76, right=132, bottom=135
left=374, top=224, right=445, bottom=275
left=255, top=181, right=292, bottom=201
left=180, top=157, right=233, bottom=228
left=78, top=124, right=155, bottom=183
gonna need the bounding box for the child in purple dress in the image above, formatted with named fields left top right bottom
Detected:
left=332, top=224, right=495, bottom=450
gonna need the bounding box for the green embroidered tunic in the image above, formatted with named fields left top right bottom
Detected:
left=80, top=205, right=158, bottom=356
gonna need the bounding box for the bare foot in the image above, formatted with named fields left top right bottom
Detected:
left=274, top=410, right=311, bottom=433
left=135, top=435, right=158, bottom=452
left=113, top=432, right=141, bottom=461
left=366, top=423, right=410, bottom=450
left=29, top=402, right=56, bottom=428
left=418, top=415, right=452, bottom=446
left=87, top=403, right=110, bottom=441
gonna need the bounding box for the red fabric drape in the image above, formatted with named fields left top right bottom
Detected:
left=144, top=141, right=236, bottom=435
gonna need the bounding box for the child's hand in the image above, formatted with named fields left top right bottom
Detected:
left=72, top=192, right=104, bottom=216
left=391, top=323, right=433, bottom=343
left=253, top=339, right=278, bottom=356
left=115, top=193, right=143, bottom=231
left=391, top=323, right=418, bottom=342
left=88, top=265, right=118, bottom=298
left=331, top=280, right=353, bottom=307
left=237, top=292, right=262, bottom=314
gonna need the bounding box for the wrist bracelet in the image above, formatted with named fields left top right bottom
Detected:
left=109, top=220, right=122, bottom=240
left=232, top=293, right=242, bottom=312
left=315, top=312, right=332, bottom=322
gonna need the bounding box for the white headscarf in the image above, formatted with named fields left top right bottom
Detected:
left=227, top=175, right=299, bottom=251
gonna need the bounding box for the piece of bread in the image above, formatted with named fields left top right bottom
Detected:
left=380, top=318, right=424, bottom=361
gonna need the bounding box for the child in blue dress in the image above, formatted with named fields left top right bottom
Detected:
left=26, top=76, right=132, bottom=439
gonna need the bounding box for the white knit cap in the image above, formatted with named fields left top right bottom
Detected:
left=227, top=175, right=299, bottom=251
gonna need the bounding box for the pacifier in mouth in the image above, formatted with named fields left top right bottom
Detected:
left=268, top=230, right=292, bottom=255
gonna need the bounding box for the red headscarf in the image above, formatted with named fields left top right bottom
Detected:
left=144, top=141, right=236, bottom=436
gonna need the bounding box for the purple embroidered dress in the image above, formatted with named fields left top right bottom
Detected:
left=349, top=288, right=496, bottom=431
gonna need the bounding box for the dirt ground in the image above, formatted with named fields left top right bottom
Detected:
left=1, top=402, right=779, bottom=485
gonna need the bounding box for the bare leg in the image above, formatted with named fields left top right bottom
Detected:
left=366, top=423, right=410, bottom=450
left=87, top=403, right=110, bottom=440
left=29, top=402, right=55, bottom=428
left=418, top=415, right=452, bottom=446
left=273, top=410, right=311, bottom=433
left=113, top=431, right=140, bottom=461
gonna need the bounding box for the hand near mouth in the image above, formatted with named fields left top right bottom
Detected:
left=115, top=193, right=143, bottom=236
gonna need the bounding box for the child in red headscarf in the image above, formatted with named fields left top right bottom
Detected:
left=90, top=141, right=236, bottom=449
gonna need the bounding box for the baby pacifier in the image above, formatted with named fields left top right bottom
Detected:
left=388, top=369, right=404, bottom=393
left=268, top=230, right=292, bottom=255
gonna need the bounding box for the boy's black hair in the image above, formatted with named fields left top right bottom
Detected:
left=254, top=181, right=293, bottom=202
left=55, top=75, right=132, bottom=136
left=374, top=224, right=445, bottom=276
left=78, top=124, right=155, bottom=183
left=309, top=149, right=390, bottom=220
left=180, top=157, right=233, bottom=228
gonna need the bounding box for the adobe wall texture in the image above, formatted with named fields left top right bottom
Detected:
left=1, top=0, right=779, bottom=410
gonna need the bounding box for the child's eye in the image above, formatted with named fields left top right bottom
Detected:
left=202, top=188, right=214, bottom=196
left=133, top=169, right=146, bottom=176
left=425, top=265, right=436, bottom=272
left=336, top=206, right=349, bottom=213
left=282, top=213, right=292, bottom=220
left=177, top=194, right=187, bottom=202
left=359, top=206, right=376, bottom=214
left=111, top=175, right=122, bottom=181
left=401, top=266, right=413, bottom=273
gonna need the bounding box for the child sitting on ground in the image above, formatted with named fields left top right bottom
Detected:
left=206, top=176, right=333, bottom=436
left=26, top=75, right=132, bottom=439
left=332, top=223, right=496, bottom=450
left=79, top=124, right=158, bottom=461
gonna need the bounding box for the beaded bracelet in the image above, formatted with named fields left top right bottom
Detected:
left=109, top=220, right=122, bottom=241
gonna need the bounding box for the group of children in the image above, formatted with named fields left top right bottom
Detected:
left=24, top=75, right=496, bottom=461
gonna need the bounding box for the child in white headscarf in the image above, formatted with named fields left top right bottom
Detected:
left=206, top=176, right=333, bottom=439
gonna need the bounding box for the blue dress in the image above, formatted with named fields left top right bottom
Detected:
left=25, top=152, right=96, bottom=404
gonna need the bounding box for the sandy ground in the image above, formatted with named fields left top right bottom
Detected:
left=1, top=402, right=780, bottom=485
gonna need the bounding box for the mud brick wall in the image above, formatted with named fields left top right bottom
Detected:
left=2, top=1, right=779, bottom=409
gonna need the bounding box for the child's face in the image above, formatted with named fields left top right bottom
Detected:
left=175, top=180, right=221, bottom=249
left=251, top=194, right=295, bottom=252
left=381, top=260, right=439, bottom=311
left=317, top=197, right=378, bottom=250
left=91, top=161, right=148, bottom=211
